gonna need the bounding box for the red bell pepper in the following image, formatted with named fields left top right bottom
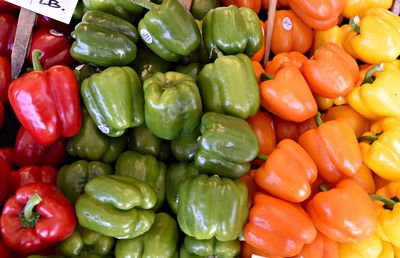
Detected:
left=0, top=0, right=20, bottom=14
left=0, top=100, right=4, bottom=130
left=36, top=15, right=72, bottom=35
left=0, top=56, right=11, bottom=103
left=8, top=50, right=81, bottom=146
left=1, top=183, right=76, bottom=253
left=0, top=14, right=16, bottom=58
left=14, top=126, right=66, bottom=168
left=273, top=115, right=317, bottom=142
left=0, top=238, right=20, bottom=258
left=0, top=159, right=10, bottom=206
left=10, top=165, right=57, bottom=194
left=28, top=29, right=75, bottom=69
left=0, top=147, right=15, bottom=170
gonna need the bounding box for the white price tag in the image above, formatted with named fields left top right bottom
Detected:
left=4, top=0, right=79, bottom=24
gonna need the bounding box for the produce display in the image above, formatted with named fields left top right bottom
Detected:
left=0, top=0, right=400, bottom=257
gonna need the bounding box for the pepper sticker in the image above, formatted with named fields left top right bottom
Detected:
left=140, top=29, right=153, bottom=44
left=282, top=17, right=293, bottom=31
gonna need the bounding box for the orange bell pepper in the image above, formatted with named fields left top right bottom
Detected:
left=239, top=169, right=259, bottom=208
left=244, top=193, right=317, bottom=257
left=288, top=0, right=345, bottom=30
left=262, top=0, right=289, bottom=10
left=255, top=139, right=318, bottom=203
left=350, top=163, right=376, bottom=194
left=260, top=64, right=318, bottom=123
left=307, top=178, right=377, bottom=243
left=221, top=0, right=261, bottom=13
left=251, top=20, right=266, bottom=62
left=265, top=51, right=308, bottom=76
left=298, top=114, right=363, bottom=183
left=267, top=10, right=313, bottom=55
left=273, top=116, right=316, bottom=142
left=246, top=110, right=276, bottom=156
left=240, top=241, right=276, bottom=258
left=294, top=231, right=339, bottom=258
left=302, top=42, right=359, bottom=98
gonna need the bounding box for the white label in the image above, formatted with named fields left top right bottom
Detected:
left=282, top=17, right=293, bottom=31
left=140, top=29, right=153, bottom=44
left=98, top=125, right=110, bottom=134
left=252, top=255, right=267, bottom=258
left=50, top=29, right=64, bottom=37
left=4, top=0, right=79, bottom=24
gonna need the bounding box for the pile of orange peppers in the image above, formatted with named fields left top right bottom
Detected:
left=227, top=0, right=400, bottom=257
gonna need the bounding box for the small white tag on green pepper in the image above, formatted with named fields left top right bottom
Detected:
left=140, top=29, right=153, bottom=44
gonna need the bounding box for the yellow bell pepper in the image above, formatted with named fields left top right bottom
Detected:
left=342, top=0, right=393, bottom=19
left=313, top=26, right=343, bottom=52
left=350, top=8, right=400, bottom=64
left=338, top=233, right=384, bottom=258
left=314, top=94, right=347, bottom=111
left=347, top=63, right=400, bottom=120
left=359, top=118, right=400, bottom=181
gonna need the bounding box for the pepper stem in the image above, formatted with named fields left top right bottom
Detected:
left=370, top=194, right=397, bottom=210
left=314, top=112, right=323, bottom=127
left=358, top=135, right=379, bottom=143
left=319, top=184, right=329, bottom=192
left=362, top=63, right=384, bottom=84
left=131, top=0, right=157, bottom=10
left=349, top=16, right=361, bottom=34
left=256, top=154, right=268, bottom=161
left=260, top=72, right=274, bottom=82
left=32, top=50, right=43, bottom=71
left=19, top=193, right=42, bottom=228
left=209, top=47, right=224, bottom=59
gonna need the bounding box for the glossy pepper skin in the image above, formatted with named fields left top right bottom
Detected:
left=0, top=159, right=10, bottom=206
left=273, top=116, right=317, bottom=142
left=0, top=14, right=16, bottom=58
left=177, top=174, right=248, bottom=241
left=115, top=151, right=166, bottom=211
left=170, top=126, right=200, bottom=162
left=183, top=235, right=240, bottom=258
left=307, top=179, right=377, bottom=243
left=221, top=0, right=260, bottom=13
left=57, top=160, right=112, bottom=203
left=67, top=109, right=126, bottom=163
left=1, top=183, right=76, bottom=254
left=197, top=53, right=260, bottom=119
left=244, top=193, right=317, bottom=257
left=143, top=71, right=202, bottom=140
left=194, top=112, right=259, bottom=179
left=133, top=0, right=201, bottom=62
left=338, top=232, right=394, bottom=258
left=191, top=0, right=221, bottom=20
left=265, top=51, right=308, bottom=76
left=83, top=0, right=143, bottom=21
left=302, top=42, right=359, bottom=99
left=246, top=110, right=276, bottom=156
left=75, top=175, right=156, bottom=239
left=115, top=213, right=179, bottom=258
left=10, top=165, right=57, bottom=194
left=342, top=0, right=392, bottom=18
left=70, top=11, right=138, bottom=67
left=0, top=56, right=11, bottom=103
left=9, top=50, right=81, bottom=146
left=202, top=5, right=263, bottom=57
left=82, top=66, right=144, bottom=137
left=294, top=231, right=339, bottom=258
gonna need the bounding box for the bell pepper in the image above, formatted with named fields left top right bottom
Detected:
left=185, top=20, right=210, bottom=64
left=56, top=225, right=115, bottom=257
left=0, top=100, right=4, bottom=130
left=10, top=165, right=57, bottom=194
left=133, top=0, right=201, bottom=62
left=250, top=20, right=266, bottom=62
left=294, top=231, right=339, bottom=258
left=180, top=245, right=203, bottom=258
left=194, top=112, right=259, bottom=178
left=0, top=0, right=19, bottom=13
left=0, top=14, right=16, bottom=58
left=240, top=241, right=272, bottom=258
left=70, top=10, right=138, bottom=67
left=14, top=126, right=66, bottom=168
left=0, top=147, right=14, bottom=170
left=28, top=29, right=75, bottom=69
left=170, top=126, right=200, bottom=162
left=244, top=193, right=317, bottom=257
left=202, top=5, right=263, bottom=57
left=197, top=52, right=260, bottom=120
left=359, top=118, right=400, bottom=181
left=115, top=212, right=179, bottom=257
left=9, top=50, right=81, bottom=146
left=175, top=62, right=203, bottom=79
left=166, top=162, right=199, bottom=214
left=127, top=124, right=170, bottom=161
left=191, top=0, right=221, bottom=20
left=338, top=232, right=393, bottom=258
left=342, top=0, right=393, bottom=18
left=349, top=163, right=376, bottom=194
left=0, top=56, right=11, bottom=104
left=57, top=160, right=112, bottom=203
left=349, top=8, right=400, bottom=64
left=67, top=109, right=126, bottom=163
left=299, top=114, right=363, bottom=183
left=265, top=51, right=308, bottom=76
left=255, top=139, right=318, bottom=203
left=307, top=179, right=377, bottom=243
left=273, top=116, right=317, bottom=142
left=347, top=63, right=400, bottom=120
left=262, top=0, right=289, bottom=9
left=314, top=94, right=347, bottom=111
left=302, top=42, right=359, bottom=98
left=143, top=71, right=202, bottom=140
left=239, top=169, right=259, bottom=207
left=1, top=183, right=76, bottom=253
left=82, top=0, right=143, bottom=21
left=0, top=238, right=21, bottom=258
left=288, top=0, right=345, bottom=30
left=260, top=64, right=318, bottom=123
left=177, top=174, right=248, bottom=241
left=313, top=25, right=343, bottom=52
left=36, top=15, right=72, bottom=35
left=183, top=235, right=240, bottom=258
left=82, top=66, right=144, bottom=137
left=221, top=0, right=260, bottom=13
left=246, top=110, right=276, bottom=156
left=0, top=159, right=10, bottom=206
left=268, top=9, right=313, bottom=55
left=75, top=175, right=156, bottom=239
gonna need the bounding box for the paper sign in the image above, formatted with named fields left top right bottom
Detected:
left=4, top=0, right=79, bottom=24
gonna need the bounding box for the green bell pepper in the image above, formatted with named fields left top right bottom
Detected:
left=67, top=109, right=126, bottom=163
left=170, top=126, right=200, bottom=162
left=197, top=52, right=260, bottom=119
left=115, top=213, right=179, bottom=258
left=190, top=0, right=221, bottom=20
left=57, top=160, right=112, bottom=203
left=127, top=124, right=170, bottom=161
left=133, top=0, right=201, bottom=62
left=115, top=150, right=166, bottom=211
left=73, top=0, right=84, bottom=20
left=81, top=66, right=144, bottom=137
left=175, top=62, right=203, bottom=79
left=185, top=20, right=209, bottom=64
left=177, top=174, right=248, bottom=241
left=166, top=162, right=199, bottom=214
left=194, top=112, right=259, bottom=178
left=203, top=5, right=263, bottom=57
left=82, top=0, right=143, bottom=21
left=180, top=245, right=202, bottom=258
left=76, top=175, right=156, bottom=239
left=71, top=11, right=138, bottom=67
left=143, top=72, right=202, bottom=140
left=184, top=236, right=240, bottom=258
left=56, top=226, right=115, bottom=257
